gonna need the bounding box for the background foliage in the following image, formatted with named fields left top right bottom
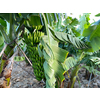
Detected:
left=0, top=13, right=100, bottom=88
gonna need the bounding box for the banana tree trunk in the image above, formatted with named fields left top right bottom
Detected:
left=0, top=51, right=18, bottom=88
left=67, top=65, right=81, bottom=88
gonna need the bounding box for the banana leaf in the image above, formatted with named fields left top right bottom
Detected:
left=83, top=24, right=100, bottom=52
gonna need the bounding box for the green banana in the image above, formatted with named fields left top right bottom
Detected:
left=23, top=27, right=45, bottom=81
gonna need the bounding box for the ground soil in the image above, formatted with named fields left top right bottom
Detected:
left=10, top=61, right=100, bottom=88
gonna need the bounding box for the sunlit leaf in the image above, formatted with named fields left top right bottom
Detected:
left=51, top=45, right=69, bottom=63
left=83, top=24, right=100, bottom=52
left=63, top=57, right=77, bottom=71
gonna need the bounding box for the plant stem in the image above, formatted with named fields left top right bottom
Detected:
left=66, top=71, right=70, bottom=78
left=70, top=65, right=82, bottom=88
left=15, top=41, right=32, bottom=66
left=87, top=72, right=92, bottom=88
left=71, top=76, right=76, bottom=88
left=77, top=75, right=81, bottom=88
left=0, top=44, right=7, bottom=57
left=16, top=18, right=25, bottom=35
left=42, top=13, right=50, bottom=45
left=0, top=59, right=6, bottom=74
left=2, top=51, right=18, bottom=86
left=9, top=13, right=13, bottom=40
left=0, top=25, right=10, bottom=43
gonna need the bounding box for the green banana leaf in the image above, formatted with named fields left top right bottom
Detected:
left=40, top=35, right=69, bottom=63
left=0, top=13, right=19, bottom=26
left=0, top=13, right=10, bottom=22
left=0, top=32, right=4, bottom=52
left=90, top=57, right=100, bottom=65
left=38, top=44, right=43, bottom=57
left=39, top=34, right=69, bottom=87
left=28, top=14, right=42, bottom=27
left=0, top=32, right=4, bottom=46
left=0, top=25, right=10, bottom=43
left=78, top=13, right=90, bottom=34
left=50, top=45, right=69, bottom=63
left=63, top=17, right=72, bottom=26
left=49, top=60, right=65, bottom=82
left=0, top=18, right=7, bottom=28
left=83, top=24, right=100, bottom=52
left=70, top=18, right=79, bottom=26
left=63, top=57, right=77, bottom=71
left=0, top=17, right=7, bottom=48
left=82, top=65, right=100, bottom=75
left=48, top=25, right=87, bottom=49
left=43, top=61, right=56, bottom=88
left=44, top=13, right=52, bottom=26
left=55, top=32, right=87, bottom=49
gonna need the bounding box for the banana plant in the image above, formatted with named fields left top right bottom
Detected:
left=36, top=13, right=88, bottom=88
left=42, top=13, right=100, bottom=88
left=21, top=13, right=75, bottom=88
left=38, top=15, right=69, bottom=87
left=36, top=13, right=87, bottom=88
left=0, top=13, right=26, bottom=87
left=44, top=13, right=100, bottom=88
left=22, top=13, right=76, bottom=87
left=0, top=13, right=99, bottom=88
left=82, top=22, right=100, bottom=52
left=70, top=14, right=100, bottom=87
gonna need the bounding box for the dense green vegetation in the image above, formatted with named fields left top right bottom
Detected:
left=0, top=13, right=100, bottom=88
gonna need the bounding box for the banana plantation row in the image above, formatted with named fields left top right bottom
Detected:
left=0, top=13, right=100, bottom=88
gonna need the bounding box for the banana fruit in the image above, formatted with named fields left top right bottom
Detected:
left=23, top=29, right=45, bottom=81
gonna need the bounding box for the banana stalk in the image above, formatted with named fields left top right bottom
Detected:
left=0, top=51, right=18, bottom=88
left=70, top=65, right=82, bottom=88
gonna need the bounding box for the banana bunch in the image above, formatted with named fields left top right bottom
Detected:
left=23, top=30, right=45, bottom=81
left=23, top=30, right=44, bottom=45
left=33, top=25, right=43, bottom=31
left=28, top=46, right=45, bottom=81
